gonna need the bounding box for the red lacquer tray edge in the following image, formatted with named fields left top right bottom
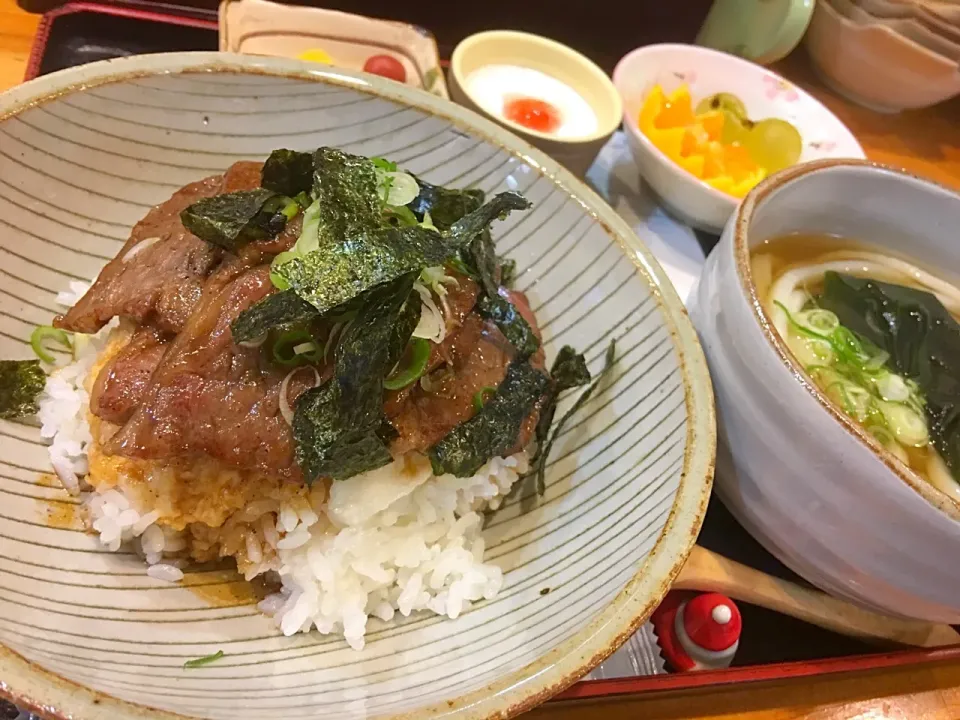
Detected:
left=556, top=643, right=960, bottom=702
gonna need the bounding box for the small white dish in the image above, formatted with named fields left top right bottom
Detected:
left=448, top=30, right=622, bottom=177
left=612, top=44, right=864, bottom=234
left=691, top=158, right=960, bottom=622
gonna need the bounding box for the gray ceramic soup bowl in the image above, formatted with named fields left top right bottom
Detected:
left=692, top=159, right=960, bottom=623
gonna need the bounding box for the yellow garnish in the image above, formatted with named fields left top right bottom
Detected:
left=298, top=49, right=335, bottom=65
left=638, top=84, right=771, bottom=199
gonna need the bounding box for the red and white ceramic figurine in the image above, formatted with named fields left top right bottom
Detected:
left=651, top=591, right=742, bottom=672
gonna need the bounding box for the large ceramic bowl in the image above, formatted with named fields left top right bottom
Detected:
left=0, top=53, right=714, bottom=719
left=691, top=159, right=960, bottom=623
left=612, top=44, right=864, bottom=234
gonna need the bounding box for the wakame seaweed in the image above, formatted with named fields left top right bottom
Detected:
left=261, top=149, right=314, bottom=197
left=275, top=192, right=531, bottom=316
left=0, top=359, right=45, bottom=420
left=427, top=361, right=551, bottom=478
left=477, top=294, right=540, bottom=359
left=231, top=290, right=319, bottom=344
left=181, top=189, right=293, bottom=252
left=819, top=272, right=960, bottom=481
left=531, top=342, right=616, bottom=495
left=293, top=273, right=420, bottom=482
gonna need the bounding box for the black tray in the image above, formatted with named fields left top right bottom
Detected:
left=27, top=1, right=218, bottom=79
left=21, top=0, right=711, bottom=73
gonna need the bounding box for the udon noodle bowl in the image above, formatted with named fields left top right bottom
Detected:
left=752, top=234, right=960, bottom=506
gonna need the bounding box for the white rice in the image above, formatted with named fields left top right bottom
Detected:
left=261, top=452, right=524, bottom=649
left=39, top=283, right=523, bottom=648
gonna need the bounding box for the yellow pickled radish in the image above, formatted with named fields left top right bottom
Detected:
left=637, top=84, right=799, bottom=198
left=298, top=49, right=335, bottom=65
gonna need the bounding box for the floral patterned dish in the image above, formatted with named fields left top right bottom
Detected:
left=612, top=44, right=865, bottom=233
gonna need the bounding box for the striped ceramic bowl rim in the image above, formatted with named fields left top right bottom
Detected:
left=0, top=52, right=714, bottom=720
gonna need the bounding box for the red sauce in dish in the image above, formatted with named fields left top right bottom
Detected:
left=503, top=97, right=563, bottom=134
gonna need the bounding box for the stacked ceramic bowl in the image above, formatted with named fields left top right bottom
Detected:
left=806, top=0, right=960, bottom=111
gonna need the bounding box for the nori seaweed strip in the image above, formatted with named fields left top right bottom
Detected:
left=231, top=290, right=319, bottom=344
left=404, top=178, right=500, bottom=293
left=0, top=359, right=45, bottom=419
left=427, top=361, right=551, bottom=478
left=530, top=346, right=592, bottom=482
left=468, top=231, right=499, bottom=296
left=181, top=189, right=293, bottom=252
left=293, top=273, right=420, bottom=482
left=311, top=147, right=384, bottom=245
left=531, top=341, right=616, bottom=495
left=261, top=149, right=314, bottom=197
left=407, top=178, right=484, bottom=230
left=477, top=294, right=540, bottom=359
left=276, top=192, right=530, bottom=316
left=447, top=192, right=531, bottom=243
left=499, top=257, right=518, bottom=289
left=551, top=346, right=593, bottom=392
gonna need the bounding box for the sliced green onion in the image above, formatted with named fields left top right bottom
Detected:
left=774, top=301, right=833, bottom=343
left=31, top=325, right=72, bottom=364
left=381, top=171, right=419, bottom=207
left=290, top=198, right=322, bottom=257
left=420, top=210, right=438, bottom=231
left=796, top=308, right=839, bottom=334
left=383, top=338, right=430, bottom=390
left=270, top=250, right=298, bottom=290
left=183, top=650, right=224, bottom=669
left=448, top=257, right=477, bottom=279
left=273, top=330, right=319, bottom=366
left=371, top=157, right=398, bottom=172
left=262, top=195, right=300, bottom=221
left=383, top=205, right=419, bottom=227
left=876, top=373, right=910, bottom=402
left=879, top=401, right=929, bottom=447
left=863, top=351, right=890, bottom=372
left=472, top=386, right=496, bottom=412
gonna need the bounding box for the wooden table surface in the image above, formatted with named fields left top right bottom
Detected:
left=0, top=1, right=959, bottom=718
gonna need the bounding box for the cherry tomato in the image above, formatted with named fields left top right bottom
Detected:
left=503, top=97, right=563, bottom=134
left=363, top=55, right=407, bottom=83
